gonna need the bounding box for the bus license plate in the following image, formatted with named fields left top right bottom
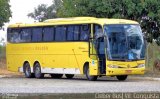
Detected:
left=125, top=70, right=132, bottom=73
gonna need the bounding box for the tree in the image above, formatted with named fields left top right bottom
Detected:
left=28, top=0, right=62, bottom=22
left=58, top=0, right=160, bottom=44
left=0, top=0, right=12, bottom=28
left=28, top=0, right=160, bottom=44
left=28, top=4, right=51, bottom=22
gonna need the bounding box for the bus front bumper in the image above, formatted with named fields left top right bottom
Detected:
left=106, top=67, right=145, bottom=76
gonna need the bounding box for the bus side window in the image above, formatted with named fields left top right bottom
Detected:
left=8, top=28, right=21, bottom=43
left=7, top=29, right=13, bottom=42
left=80, top=24, right=90, bottom=41
left=55, top=26, right=67, bottom=41
left=94, top=24, right=103, bottom=39
left=74, top=25, right=80, bottom=41
left=32, top=28, right=43, bottom=42
left=43, top=27, right=54, bottom=42
left=93, top=24, right=105, bottom=55
left=21, top=28, right=32, bottom=42
left=67, top=25, right=74, bottom=41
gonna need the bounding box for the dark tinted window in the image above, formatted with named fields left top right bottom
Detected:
left=66, top=24, right=90, bottom=41
left=74, top=26, right=80, bottom=40
left=67, top=25, right=80, bottom=41
left=32, top=28, right=43, bottom=42
left=7, top=24, right=91, bottom=43
left=94, top=24, right=103, bottom=39
left=67, top=26, right=74, bottom=41
left=43, top=27, right=54, bottom=42
left=55, top=26, right=66, bottom=41
left=21, top=28, right=32, bottom=42
left=7, top=28, right=21, bottom=43
left=80, top=24, right=90, bottom=41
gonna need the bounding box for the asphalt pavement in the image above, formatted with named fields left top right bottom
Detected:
left=0, top=75, right=160, bottom=93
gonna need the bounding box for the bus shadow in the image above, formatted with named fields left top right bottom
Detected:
left=41, top=76, right=135, bottom=82
left=11, top=75, right=143, bottom=82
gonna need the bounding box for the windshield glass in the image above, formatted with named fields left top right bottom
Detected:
left=104, top=24, right=145, bottom=61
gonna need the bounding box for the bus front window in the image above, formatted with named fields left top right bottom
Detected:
left=104, top=24, right=145, bottom=61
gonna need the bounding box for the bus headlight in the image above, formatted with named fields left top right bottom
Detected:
left=108, top=65, right=119, bottom=68
left=137, top=64, right=145, bottom=68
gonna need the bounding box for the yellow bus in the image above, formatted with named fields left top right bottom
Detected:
left=7, top=17, right=145, bottom=81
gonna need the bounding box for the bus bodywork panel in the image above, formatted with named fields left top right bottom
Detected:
left=106, top=60, right=145, bottom=76
left=89, top=59, right=99, bottom=75
left=6, top=42, right=90, bottom=74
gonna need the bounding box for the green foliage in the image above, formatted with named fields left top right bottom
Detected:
left=28, top=0, right=160, bottom=44
left=58, top=0, right=141, bottom=18
left=58, top=0, right=160, bottom=44
left=0, top=0, right=12, bottom=27
left=0, top=45, right=5, bottom=58
left=28, top=0, right=62, bottom=22
left=28, top=4, right=54, bottom=22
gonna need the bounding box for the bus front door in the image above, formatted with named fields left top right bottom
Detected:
left=89, top=37, right=106, bottom=75
left=96, top=37, right=106, bottom=74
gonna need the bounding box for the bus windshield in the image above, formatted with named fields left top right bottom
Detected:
left=104, top=24, right=145, bottom=61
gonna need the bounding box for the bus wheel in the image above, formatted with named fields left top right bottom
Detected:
left=65, top=74, right=74, bottom=79
left=24, top=63, right=34, bottom=78
left=34, top=63, right=44, bottom=79
left=85, top=64, right=97, bottom=81
left=116, top=75, right=128, bottom=81
left=50, top=74, right=63, bottom=78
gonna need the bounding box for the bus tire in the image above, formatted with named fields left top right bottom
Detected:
left=50, top=74, right=63, bottom=78
left=84, top=64, right=97, bottom=81
left=65, top=74, right=74, bottom=79
left=34, top=63, right=44, bottom=79
left=116, top=75, right=128, bottom=81
left=24, top=62, right=34, bottom=78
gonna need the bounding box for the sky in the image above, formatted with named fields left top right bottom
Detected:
left=0, top=0, right=53, bottom=44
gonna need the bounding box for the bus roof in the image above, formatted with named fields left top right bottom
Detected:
left=8, top=17, right=139, bottom=28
